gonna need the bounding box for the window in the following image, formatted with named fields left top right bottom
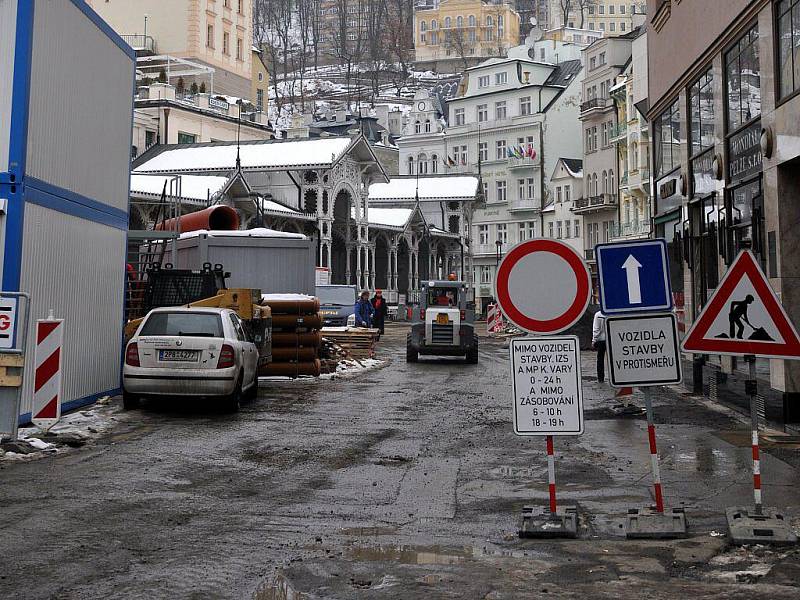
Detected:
left=602, top=122, right=609, bottom=146
left=599, top=4, right=605, bottom=14
left=565, top=185, right=571, bottom=202
left=548, top=222, right=554, bottom=238
left=777, top=0, right=800, bottom=99
left=593, top=126, right=598, bottom=149
left=454, top=108, right=465, bottom=126
left=178, top=131, right=197, bottom=144
left=599, top=52, right=606, bottom=65
left=610, top=22, right=616, bottom=32
left=520, top=96, right=531, bottom=115
left=238, top=0, right=244, bottom=14
left=496, top=180, right=507, bottom=202
left=479, top=225, right=489, bottom=245
left=458, top=145, right=468, bottom=165
left=496, top=72, right=508, bottom=84
left=418, top=154, right=428, bottom=174
left=457, top=15, right=463, bottom=28
left=408, top=156, right=414, bottom=174
left=495, top=101, right=507, bottom=119
left=655, top=100, right=681, bottom=177
left=620, top=4, right=626, bottom=13
left=145, top=130, right=156, bottom=148
left=444, top=16, right=451, bottom=28
left=206, top=24, right=214, bottom=48
left=347, top=32, right=356, bottom=41
left=421, top=20, right=427, bottom=31
left=477, top=104, right=488, bottom=122
left=725, top=23, right=761, bottom=131
left=519, top=221, right=535, bottom=241
left=223, top=31, right=230, bottom=55
left=518, top=178, right=526, bottom=200
left=258, top=72, right=264, bottom=82
left=527, top=178, right=535, bottom=200
left=256, top=88, right=264, bottom=111
left=480, top=265, right=493, bottom=284
left=487, top=15, right=493, bottom=26
left=556, top=186, right=563, bottom=203
left=602, top=170, right=608, bottom=193
left=425, top=119, right=431, bottom=132
left=565, top=219, right=571, bottom=238
left=415, top=120, right=421, bottom=134
left=600, top=23, right=606, bottom=31
left=236, top=37, right=243, bottom=60
left=590, top=56, right=596, bottom=70
left=432, top=155, right=439, bottom=173
left=689, top=67, right=715, bottom=157
left=496, top=223, right=508, bottom=243
left=469, top=14, right=475, bottom=26
left=224, top=0, right=230, bottom=7
left=482, top=181, right=488, bottom=200
left=620, top=22, right=626, bottom=32
left=609, top=5, right=615, bottom=14
left=574, top=219, right=580, bottom=237
left=496, top=140, right=507, bottom=160
left=478, top=142, right=488, bottom=162
left=478, top=75, right=490, bottom=88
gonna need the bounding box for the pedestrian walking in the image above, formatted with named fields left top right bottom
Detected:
left=371, top=289, right=387, bottom=336
left=354, top=290, right=374, bottom=328
left=592, top=309, right=607, bottom=383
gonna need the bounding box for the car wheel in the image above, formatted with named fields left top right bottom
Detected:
left=122, top=389, right=140, bottom=410
left=223, top=377, right=242, bottom=413
left=406, top=334, right=418, bottom=363
left=244, top=377, right=259, bottom=401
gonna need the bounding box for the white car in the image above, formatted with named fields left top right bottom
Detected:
left=122, top=307, right=259, bottom=412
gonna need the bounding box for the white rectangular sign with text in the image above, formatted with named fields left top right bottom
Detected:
left=510, top=336, right=583, bottom=436
left=605, top=313, right=683, bottom=387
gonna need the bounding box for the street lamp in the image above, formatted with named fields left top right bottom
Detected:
left=495, top=239, right=503, bottom=267
left=143, top=14, right=148, bottom=40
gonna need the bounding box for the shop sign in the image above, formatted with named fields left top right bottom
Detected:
left=692, top=151, right=716, bottom=196
left=728, top=121, right=762, bottom=182
left=656, top=172, right=681, bottom=215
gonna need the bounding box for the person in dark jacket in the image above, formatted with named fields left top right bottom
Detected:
left=371, top=289, right=388, bottom=335
left=354, top=290, right=374, bottom=328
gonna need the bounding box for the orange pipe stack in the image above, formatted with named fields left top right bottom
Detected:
left=260, top=295, right=322, bottom=378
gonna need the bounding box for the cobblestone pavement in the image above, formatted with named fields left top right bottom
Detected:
left=1, top=323, right=799, bottom=599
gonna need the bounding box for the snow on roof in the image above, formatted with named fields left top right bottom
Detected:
left=179, top=228, right=307, bottom=240
left=260, top=199, right=300, bottom=214
left=129, top=174, right=229, bottom=201
left=369, top=176, right=478, bottom=201
left=368, top=207, right=413, bottom=228
left=134, top=138, right=353, bottom=174
left=262, top=293, right=316, bottom=302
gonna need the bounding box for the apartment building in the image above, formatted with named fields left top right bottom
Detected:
left=646, top=0, right=800, bottom=421
left=252, top=47, right=269, bottom=112
left=549, top=0, right=647, bottom=36
left=576, top=31, right=637, bottom=297
left=609, top=26, right=651, bottom=242
left=414, top=0, right=521, bottom=68
left=86, top=0, right=254, bottom=98
left=543, top=158, right=585, bottom=256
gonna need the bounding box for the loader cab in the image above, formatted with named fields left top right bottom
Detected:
left=407, top=280, right=478, bottom=363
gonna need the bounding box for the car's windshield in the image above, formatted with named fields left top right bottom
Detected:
left=140, top=312, right=224, bottom=338
left=317, top=286, right=357, bottom=306
left=427, top=287, right=458, bottom=307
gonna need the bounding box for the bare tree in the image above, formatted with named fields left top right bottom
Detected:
left=254, top=0, right=295, bottom=111
left=382, top=0, right=414, bottom=96
left=575, top=0, right=598, bottom=28
left=558, top=0, right=572, bottom=28
left=442, top=24, right=474, bottom=71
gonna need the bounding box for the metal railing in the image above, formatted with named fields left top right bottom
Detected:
left=580, top=97, right=610, bottom=112
left=611, top=219, right=652, bottom=238
left=121, top=34, right=156, bottom=54
left=610, top=122, right=628, bottom=139
left=573, top=193, right=618, bottom=211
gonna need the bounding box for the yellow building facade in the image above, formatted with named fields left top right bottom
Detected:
left=414, top=0, right=521, bottom=65
left=251, top=48, right=269, bottom=113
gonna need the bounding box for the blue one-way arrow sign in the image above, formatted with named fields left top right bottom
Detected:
left=596, top=239, right=673, bottom=314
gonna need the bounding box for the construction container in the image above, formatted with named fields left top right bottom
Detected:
left=175, top=230, right=316, bottom=295
left=0, top=0, right=134, bottom=426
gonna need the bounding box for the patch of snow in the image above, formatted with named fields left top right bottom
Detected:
left=262, top=293, right=317, bottom=302
left=318, top=358, right=384, bottom=380
left=179, top=228, right=307, bottom=240
left=369, top=177, right=478, bottom=201
left=129, top=174, right=229, bottom=201
left=260, top=199, right=301, bottom=214
left=134, top=137, right=353, bottom=173
left=367, top=207, right=413, bottom=228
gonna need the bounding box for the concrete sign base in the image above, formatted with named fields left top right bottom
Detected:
left=625, top=506, right=688, bottom=539
left=726, top=507, right=798, bottom=545
left=518, top=505, right=578, bottom=539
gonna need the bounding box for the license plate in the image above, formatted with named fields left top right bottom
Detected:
left=159, top=350, right=199, bottom=362
left=436, top=314, right=449, bottom=325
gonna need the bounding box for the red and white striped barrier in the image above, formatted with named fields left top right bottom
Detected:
left=31, top=318, right=64, bottom=431
left=487, top=304, right=505, bottom=334
left=752, top=429, right=762, bottom=509
left=546, top=435, right=557, bottom=514
left=648, top=423, right=665, bottom=512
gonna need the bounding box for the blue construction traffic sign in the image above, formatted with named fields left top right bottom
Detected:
left=596, top=239, right=673, bottom=314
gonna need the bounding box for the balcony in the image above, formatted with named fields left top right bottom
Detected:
left=572, top=193, right=618, bottom=214
left=611, top=219, right=652, bottom=240
left=580, top=97, right=612, bottom=115
left=507, top=156, right=540, bottom=170
left=509, top=198, right=540, bottom=212
left=609, top=122, right=627, bottom=142
left=121, top=34, right=156, bottom=55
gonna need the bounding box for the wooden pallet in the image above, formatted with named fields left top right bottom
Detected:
left=321, top=327, right=380, bottom=359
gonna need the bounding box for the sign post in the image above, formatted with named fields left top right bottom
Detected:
left=682, top=250, right=800, bottom=544
left=598, top=239, right=687, bottom=539
left=0, top=292, right=31, bottom=442
left=497, top=240, right=591, bottom=538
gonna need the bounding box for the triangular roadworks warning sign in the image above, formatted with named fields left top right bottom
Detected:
left=682, top=250, right=800, bottom=359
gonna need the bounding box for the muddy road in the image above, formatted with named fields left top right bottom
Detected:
left=1, top=323, right=799, bottom=599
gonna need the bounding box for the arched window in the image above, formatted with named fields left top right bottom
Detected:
left=592, top=173, right=598, bottom=195
left=420, top=21, right=427, bottom=32
left=415, top=120, right=421, bottom=134
left=498, top=15, right=504, bottom=26
left=431, top=19, right=438, bottom=29
left=486, top=15, right=493, bottom=26
left=602, top=170, right=608, bottom=193
left=457, top=16, right=463, bottom=28
left=418, top=154, right=428, bottom=174
left=432, top=154, right=439, bottom=173
left=609, top=169, right=615, bottom=192
left=444, top=16, right=451, bottom=28
left=468, top=15, right=475, bottom=27
left=425, top=119, right=431, bottom=132
left=408, top=156, right=414, bottom=174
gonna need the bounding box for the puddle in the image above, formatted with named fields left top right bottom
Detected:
left=253, top=573, right=306, bottom=600
left=347, top=544, right=469, bottom=565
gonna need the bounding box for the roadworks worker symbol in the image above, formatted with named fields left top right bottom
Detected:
left=682, top=250, right=800, bottom=359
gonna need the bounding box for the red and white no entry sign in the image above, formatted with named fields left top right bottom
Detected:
left=494, top=239, right=591, bottom=334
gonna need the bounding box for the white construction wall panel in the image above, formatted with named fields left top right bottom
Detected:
left=25, top=0, right=133, bottom=210
left=0, top=0, right=18, bottom=173
left=18, top=202, right=125, bottom=416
